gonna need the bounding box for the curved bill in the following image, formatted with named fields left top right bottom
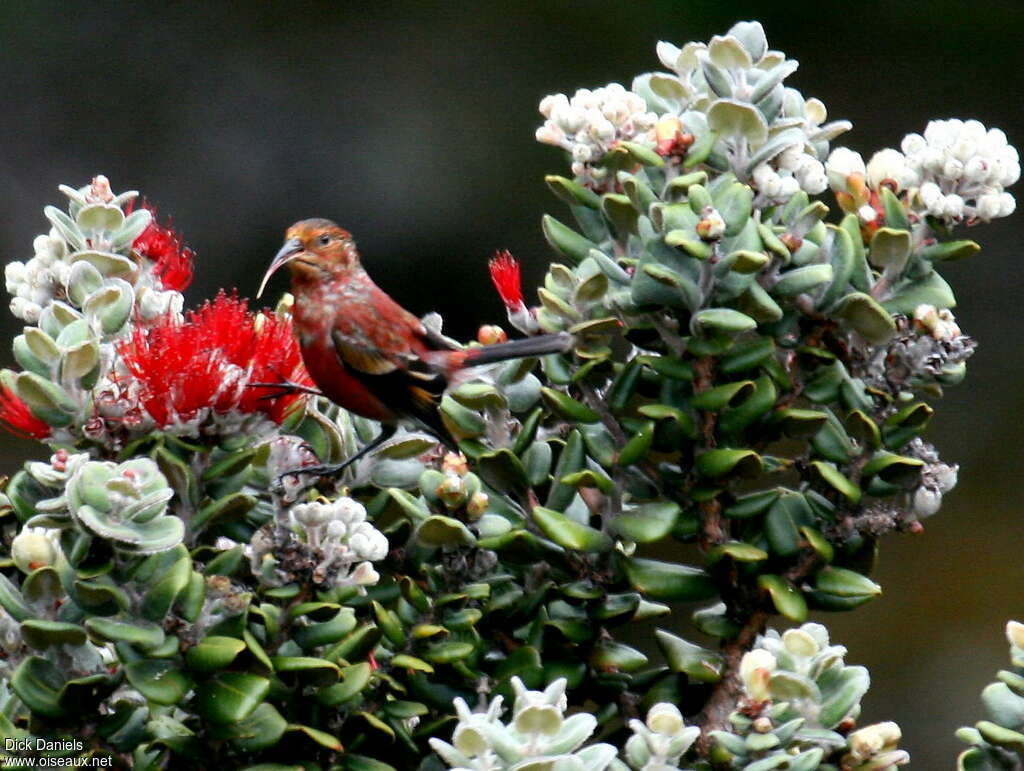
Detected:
left=257, top=237, right=303, bottom=298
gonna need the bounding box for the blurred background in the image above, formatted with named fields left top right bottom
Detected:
left=1, top=0, right=1022, bottom=764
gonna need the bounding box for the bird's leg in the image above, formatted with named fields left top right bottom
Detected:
left=277, top=424, right=398, bottom=486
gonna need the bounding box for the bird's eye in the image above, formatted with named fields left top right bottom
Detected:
left=318, top=234, right=332, bottom=246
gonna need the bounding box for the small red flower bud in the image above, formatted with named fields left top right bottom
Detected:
left=477, top=324, right=508, bottom=345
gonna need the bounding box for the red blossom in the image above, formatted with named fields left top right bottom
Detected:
left=128, top=201, right=195, bottom=292
left=117, top=291, right=310, bottom=429
left=0, top=384, right=51, bottom=440
left=488, top=250, right=524, bottom=310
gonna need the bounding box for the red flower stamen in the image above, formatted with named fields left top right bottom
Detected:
left=0, top=384, right=51, bottom=440
left=117, top=291, right=311, bottom=429
left=488, top=250, right=524, bottom=310
left=129, top=201, right=195, bottom=292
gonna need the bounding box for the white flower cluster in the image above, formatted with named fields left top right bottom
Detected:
left=537, top=83, right=658, bottom=179
left=623, top=703, right=701, bottom=771
left=430, top=677, right=619, bottom=771
left=4, top=229, right=70, bottom=323
left=752, top=143, right=828, bottom=205
left=827, top=119, right=1018, bottom=224
left=289, top=496, right=388, bottom=587
left=904, top=119, right=1019, bottom=222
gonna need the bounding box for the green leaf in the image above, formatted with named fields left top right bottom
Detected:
left=85, top=617, right=165, bottom=649
left=186, top=636, right=246, bottom=673
left=531, top=506, right=611, bottom=553
left=834, top=292, right=896, bottom=344
left=540, top=387, right=600, bottom=423
left=415, top=515, right=477, bottom=549
left=12, top=656, right=66, bottom=719
left=691, top=308, right=757, bottom=335
left=882, top=271, right=956, bottom=316
left=809, top=461, right=861, bottom=503
left=691, top=380, right=755, bottom=411
left=696, top=448, right=762, bottom=478
left=765, top=491, right=812, bottom=557
left=868, top=227, right=912, bottom=269
left=208, top=703, right=288, bottom=752
left=294, top=608, right=358, bottom=649
left=194, top=672, right=269, bottom=724
left=758, top=574, right=807, bottom=622
left=287, top=723, right=343, bottom=751
left=20, top=620, right=86, bottom=650
left=708, top=99, right=768, bottom=144
left=808, top=567, right=881, bottom=610
left=125, top=660, right=191, bottom=706
left=920, top=239, right=980, bottom=262
left=545, top=175, right=601, bottom=209
left=707, top=541, right=768, bottom=564
left=611, top=502, right=680, bottom=543
left=542, top=215, right=595, bottom=264
left=773, top=264, right=833, bottom=296
left=424, top=641, right=475, bottom=665
left=623, top=557, right=716, bottom=601
left=655, top=629, right=722, bottom=682
left=191, top=492, right=257, bottom=533
left=317, top=662, right=372, bottom=707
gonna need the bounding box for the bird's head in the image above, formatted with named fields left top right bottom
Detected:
left=257, top=219, right=359, bottom=298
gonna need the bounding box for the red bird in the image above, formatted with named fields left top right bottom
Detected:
left=257, top=219, right=569, bottom=474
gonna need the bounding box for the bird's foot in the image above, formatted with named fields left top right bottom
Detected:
left=271, top=462, right=353, bottom=496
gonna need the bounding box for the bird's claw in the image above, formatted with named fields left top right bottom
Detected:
left=271, top=462, right=351, bottom=495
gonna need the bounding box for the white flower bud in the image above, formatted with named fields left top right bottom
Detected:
left=867, top=148, right=916, bottom=191
left=539, top=93, right=568, bottom=119
left=739, top=649, right=776, bottom=701
left=857, top=203, right=878, bottom=224
left=919, top=181, right=942, bottom=210
left=943, top=193, right=965, bottom=219
left=536, top=122, right=568, bottom=147
left=825, top=147, right=866, bottom=192
left=572, top=144, right=592, bottom=163
left=976, top=193, right=1003, bottom=221
left=9, top=297, right=41, bottom=323
left=11, top=527, right=61, bottom=573
left=290, top=501, right=334, bottom=529
left=848, top=721, right=902, bottom=760
left=999, top=192, right=1016, bottom=216
left=1007, top=620, right=1024, bottom=650
left=350, top=561, right=380, bottom=587
left=912, top=487, right=942, bottom=517
left=900, top=132, right=926, bottom=155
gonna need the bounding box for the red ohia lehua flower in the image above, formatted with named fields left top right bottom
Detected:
left=117, top=291, right=310, bottom=429
left=487, top=250, right=537, bottom=335
left=0, top=383, right=51, bottom=439
left=127, top=200, right=195, bottom=292
left=488, top=250, right=524, bottom=310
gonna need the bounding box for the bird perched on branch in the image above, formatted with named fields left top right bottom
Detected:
left=256, top=218, right=570, bottom=475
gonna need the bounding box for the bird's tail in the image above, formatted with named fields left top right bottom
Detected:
left=456, top=332, right=572, bottom=368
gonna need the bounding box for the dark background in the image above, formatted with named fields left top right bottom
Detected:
left=1, top=0, right=1022, bottom=765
